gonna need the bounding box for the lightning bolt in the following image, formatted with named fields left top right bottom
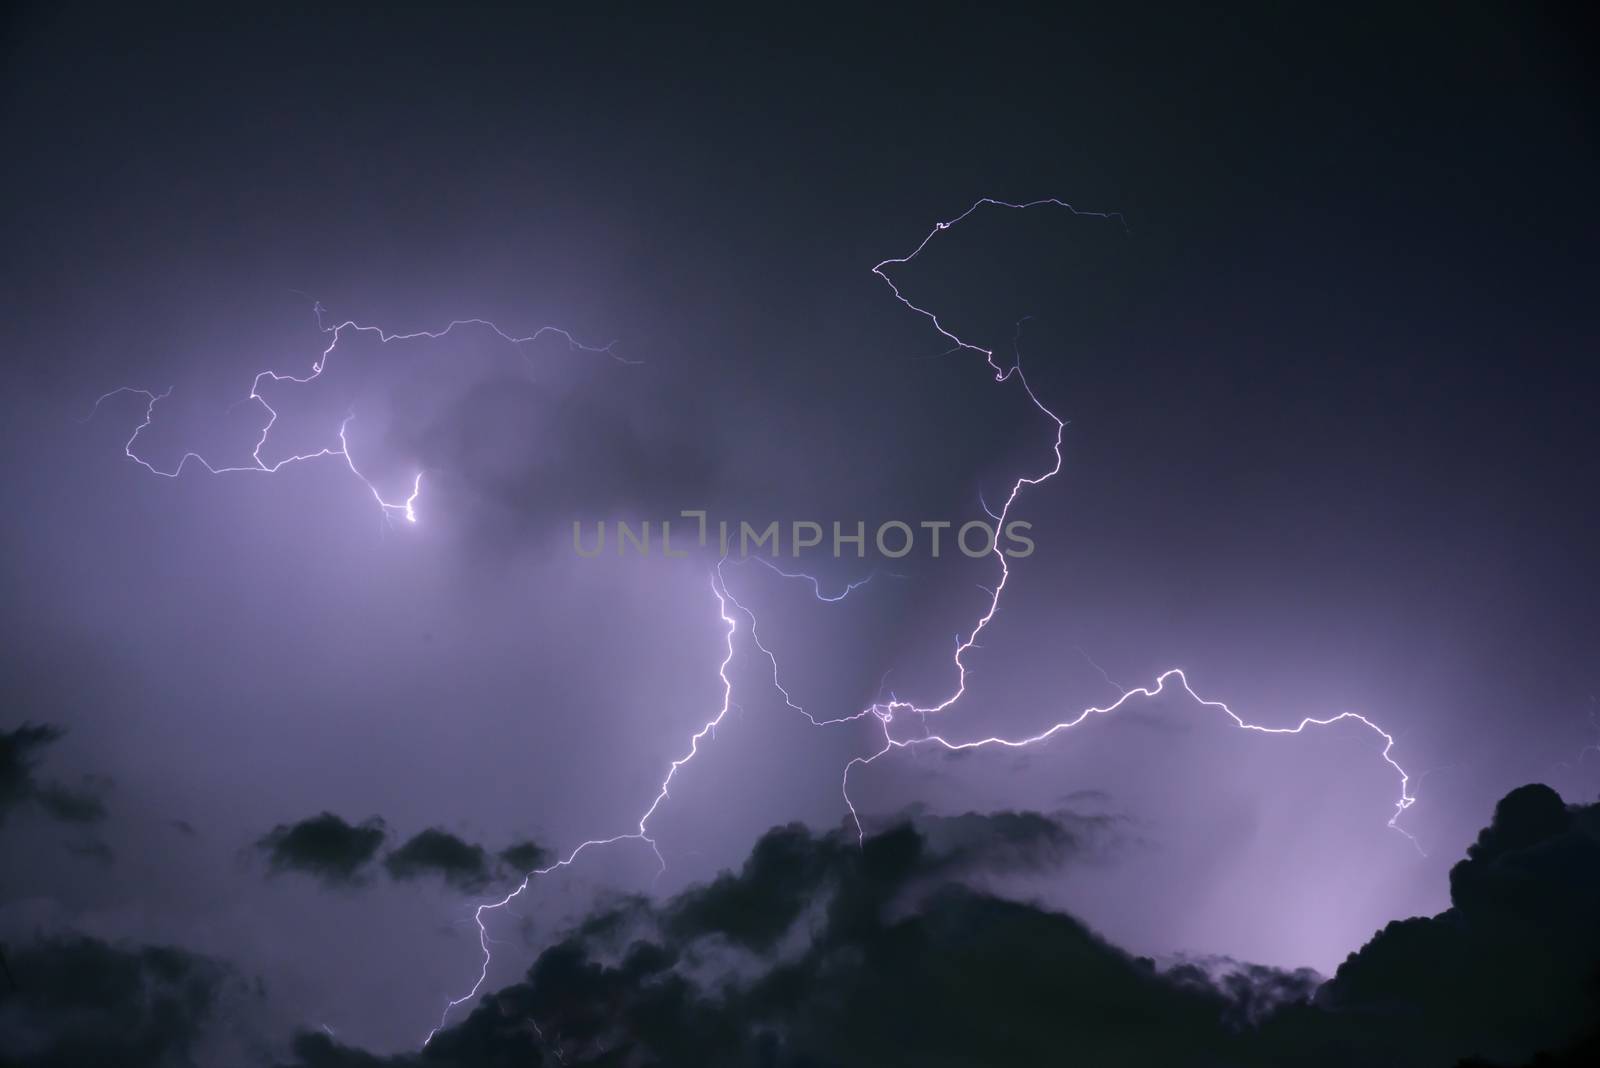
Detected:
left=840, top=668, right=1419, bottom=847
left=85, top=303, right=632, bottom=526
left=422, top=570, right=739, bottom=1044
left=813, top=198, right=1421, bottom=854
left=92, top=197, right=1423, bottom=1049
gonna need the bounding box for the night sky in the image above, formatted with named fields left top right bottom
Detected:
left=2, top=5, right=1597, bottom=1067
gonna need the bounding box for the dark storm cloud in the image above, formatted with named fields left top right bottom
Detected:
left=0, top=724, right=107, bottom=827
left=0, top=934, right=229, bottom=1068
left=497, top=840, right=550, bottom=874
left=384, top=829, right=492, bottom=892
left=257, top=813, right=387, bottom=887
left=259, top=817, right=547, bottom=894
left=1164, top=957, right=1322, bottom=1027
left=1285, top=783, right=1600, bottom=1066
left=7, top=793, right=1598, bottom=1067
left=915, top=808, right=1114, bottom=874
left=276, top=811, right=1278, bottom=1067
left=272, top=788, right=1600, bottom=1068
left=660, top=808, right=1094, bottom=955
left=660, top=822, right=839, bottom=954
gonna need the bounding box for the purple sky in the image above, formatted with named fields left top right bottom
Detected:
left=1, top=5, right=1596, bottom=1059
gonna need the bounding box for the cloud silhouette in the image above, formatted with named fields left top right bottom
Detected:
left=23, top=791, right=1597, bottom=1066
left=277, top=790, right=1600, bottom=1068
left=497, top=839, right=551, bottom=875
left=384, top=829, right=493, bottom=892
left=279, top=811, right=1286, bottom=1066
left=1294, top=783, right=1600, bottom=1066
left=0, top=724, right=108, bottom=828
left=257, top=816, right=549, bottom=897
left=256, top=812, right=387, bottom=886
left=0, top=934, right=230, bottom=1068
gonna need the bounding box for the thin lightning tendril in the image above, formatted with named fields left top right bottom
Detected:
left=1553, top=698, right=1600, bottom=781
left=93, top=198, right=1421, bottom=1048
left=748, top=556, right=876, bottom=602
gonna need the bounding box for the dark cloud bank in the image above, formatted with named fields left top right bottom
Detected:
left=384, top=829, right=494, bottom=893
left=257, top=812, right=389, bottom=887
left=0, top=935, right=233, bottom=1068
left=254, top=812, right=546, bottom=893
left=4, top=787, right=1599, bottom=1067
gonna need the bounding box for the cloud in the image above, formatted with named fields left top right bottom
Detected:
left=0, top=725, right=62, bottom=820
left=280, top=811, right=1274, bottom=1066
left=1293, top=783, right=1600, bottom=1066
left=1164, top=956, right=1323, bottom=1027
left=662, top=822, right=840, bottom=953
left=497, top=840, right=551, bottom=875
left=33, top=784, right=108, bottom=824
left=275, top=791, right=1600, bottom=1068
left=384, top=829, right=493, bottom=892
left=913, top=808, right=1113, bottom=874
left=43, top=791, right=1595, bottom=1066
left=257, top=817, right=547, bottom=896
left=0, top=724, right=108, bottom=827
left=0, top=934, right=230, bottom=1068
left=256, top=813, right=387, bottom=887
